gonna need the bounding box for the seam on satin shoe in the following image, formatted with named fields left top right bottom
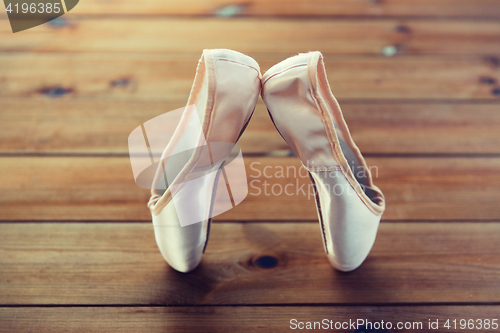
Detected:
left=202, top=217, right=213, bottom=254
left=191, top=156, right=226, bottom=172
left=262, top=63, right=307, bottom=85
left=308, top=172, right=329, bottom=255
left=302, top=164, right=342, bottom=172
left=216, top=58, right=262, bottom=78
left=203, top=51, right=219, bottom=148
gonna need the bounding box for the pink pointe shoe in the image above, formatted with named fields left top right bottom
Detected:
left=147, top=49, right=261, bottom=273
left=261, top=51, right=386, bottom=272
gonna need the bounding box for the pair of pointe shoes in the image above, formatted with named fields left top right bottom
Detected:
left=148, top=49, right=385, bottom=273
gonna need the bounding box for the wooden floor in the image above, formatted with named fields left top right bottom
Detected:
left=1, top=1, right=500, bottom=332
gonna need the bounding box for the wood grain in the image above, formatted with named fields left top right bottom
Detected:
left=1, top=306, right=500, bottom=332
left=1, top=156, right=500, bottom=221
left=0, top=222, right=499, bottom=305
left=0, top=0, right=498, bottom=327
left=1, top=54, right=500, bottom=101
left=2, top=19, right=500, bottom=55
left=0, top=99, right=287, bottom=155
left=55, top=0, right=500, bottom=18
left=1, top=99, right=500, bottom=155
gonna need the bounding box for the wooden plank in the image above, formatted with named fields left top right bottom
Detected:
left=0, top=99, right=287, bottom=155
left=1, top=306, right=500, bottom=332
left=0, top=222, right=499, bottom=304
left=0, top=156, right=499, bottom=221
left=2, top=19, right=500, bottom=55
left=228, top=156, right=500, bottom=221
left=1, top=54, right=500, bottom=101
left=3, top=0, right=500, bottom=18
left=1, top=99, right=500, bottom=155
left=42, top=0, right=500, bottom=18
left=339, top=102, right=500, bottom=155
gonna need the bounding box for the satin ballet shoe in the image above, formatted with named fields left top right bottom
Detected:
left=261, top=51, right=385, bottom=272
left=147, top=49, right=261, bottom=273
